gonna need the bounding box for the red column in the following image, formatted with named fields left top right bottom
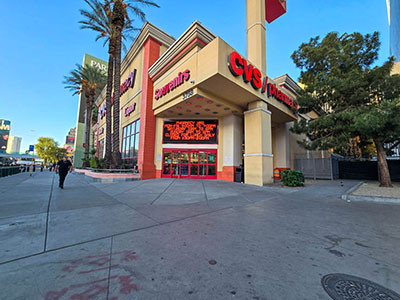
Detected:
left=137, top=37, right=161, bottom=179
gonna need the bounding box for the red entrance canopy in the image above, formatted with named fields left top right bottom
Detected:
left=266, top=0, right=287, bottom=23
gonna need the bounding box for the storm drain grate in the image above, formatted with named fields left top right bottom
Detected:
left=322, top=274, right=400, bottom=300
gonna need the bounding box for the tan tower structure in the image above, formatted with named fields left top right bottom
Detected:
left=247, top=0, right=267, bottom=74
left=244, top=0, right=284, bottom=185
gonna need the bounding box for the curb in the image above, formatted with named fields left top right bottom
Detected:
left=342, top=181, right=400, bottom=204
left=344, top=194, right=400, bottom=204
left=74, top=171, right=140, bottom=183
left=341, top=181, right=364, bottom=201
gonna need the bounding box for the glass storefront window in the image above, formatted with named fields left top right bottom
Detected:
left=190, top=164, right=198, bottom=176
left=181, top=152, right=189, bottom=164
left=162, top=149, right=217, bottom=179
left=208, top=165, right=216, bottom=176
left=172, top=164, right=179, bottom=175
left=208, top=153, right=216, bottom=164
left=135, top=120, right=140, bottom=133
left=121, top=119, right=140, bottom=169
left=190, top=152, right=198, bottom=163
left=199, top=152, right=207, bottom=164
left=164, top=152, right=171, bottom=163
left=181, top=165, right=189, bottom=175
left=199, top=165, right=207, bottom=176
left=172, top=152, right=180, bottom=164
left=163, top=164, right=170, bottom=175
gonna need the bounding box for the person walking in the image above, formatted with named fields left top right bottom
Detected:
left=55, top=156, right=73, bottom=189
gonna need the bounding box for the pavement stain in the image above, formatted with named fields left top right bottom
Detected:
left=323, top=235, right=349, bottom=257
left=355, top=241, right=371, bottom=248
left=44, top=249, right=139, bottom=300
left=208, top=259, right=217, bottom=265
left=328, top=249, right=346, bottom=258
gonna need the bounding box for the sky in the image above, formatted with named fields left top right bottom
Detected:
left=0, top=0, right=390, bottom=152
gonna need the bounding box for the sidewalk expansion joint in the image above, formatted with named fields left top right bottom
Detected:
left=0, top=206, right=233, bottom=267
left=112, top=181, right=146, bottom=197
left=150, top=179, right=176, bottom=205
left=44, top=173, right=55, bottom=252
left=202, top=181, right=209, bottom=206
left=106, top=236, right=114, bottom=300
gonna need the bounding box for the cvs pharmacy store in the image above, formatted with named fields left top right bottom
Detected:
left=96, top=0, right=301, bottom=186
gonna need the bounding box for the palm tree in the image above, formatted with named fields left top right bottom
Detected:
left=80, top=0, right=116, bottom=169
left=79, top=0, right=150, bottom=168
left=64, top=64, right=107, bottom=167
left=107, top=0, right=159, bottom=168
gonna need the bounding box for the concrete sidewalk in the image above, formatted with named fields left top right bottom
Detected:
left=0, top=172, right=399, bottom=299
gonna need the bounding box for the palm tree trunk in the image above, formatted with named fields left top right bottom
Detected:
left=103, top=52, right=114, bottom=169
left=111, top=29, right=123, bottom=169
left=83, top=97, right=92, bottom=168
left=374, top=139, right=392, bottom=187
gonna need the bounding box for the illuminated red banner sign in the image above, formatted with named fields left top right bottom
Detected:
left=227, top=51, right=297, bottom=110
left=163, top=120, right=218, bottom=144
left=155, top=70, right=190, bottom=100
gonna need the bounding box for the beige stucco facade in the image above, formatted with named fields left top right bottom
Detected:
left=146, top=21, right=299, bottom=185
left=92, top=18, right=314, bottom=186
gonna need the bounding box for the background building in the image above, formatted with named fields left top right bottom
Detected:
left=64, top=127, right=76, bottom=155
left=387, top=0, right=400, bottom=159
left=387, top=0, right=400, bottom=73
left=0, top=119, right=11, bottom=153
left=6, top=136, right=22, bottom=154
left=73, top=54, right=107, bottom=167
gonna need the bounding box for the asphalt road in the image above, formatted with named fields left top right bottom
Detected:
left=0, top=171, right=399, bottom=299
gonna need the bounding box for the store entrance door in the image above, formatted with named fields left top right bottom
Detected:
left=162, top=149, right=217, bottom=179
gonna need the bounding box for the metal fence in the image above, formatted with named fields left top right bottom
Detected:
left=339, top=160, right=400, bottom=182
left=0, top=166, right=21, bottom=178
left=294, top=154, right=400, bottom=182
left=294, top=156, right=339, bottom=180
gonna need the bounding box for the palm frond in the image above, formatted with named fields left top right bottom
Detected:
left=63, top=63, right=107, bottom=97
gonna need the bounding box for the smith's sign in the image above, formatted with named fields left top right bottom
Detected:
left=227, top=52, right=297, bottom=110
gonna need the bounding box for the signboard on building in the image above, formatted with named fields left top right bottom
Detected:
left=0, top=119, right=10, bottom=152
left=227, top=51, right=297, bottom=110
left=155, top=69, right=191, bottom=100
left=266, top=0, right=287, bottom=23
left=65, top=136, right=75, bottom=145
left=163, top=120, right=218, bottom=144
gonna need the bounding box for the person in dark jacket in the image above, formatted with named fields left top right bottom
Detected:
left=55, top=156, right=73, bottom=189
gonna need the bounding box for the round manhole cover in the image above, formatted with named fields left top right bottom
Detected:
left=322, top=274, right=400, bottom=300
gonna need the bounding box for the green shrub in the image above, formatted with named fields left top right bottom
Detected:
left=90, top=158, right=97, bottom=168
left=281, top=170, right=304, bottom=187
